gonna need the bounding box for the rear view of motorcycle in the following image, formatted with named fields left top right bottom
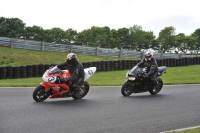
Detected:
left=121, top=65, right=167, bottom=96
left=33, top=66, right=96, bottom=102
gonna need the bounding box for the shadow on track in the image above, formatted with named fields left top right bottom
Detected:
left=121, top=94, right=167, bottom=99
left=31, top=98, right=101, bottom=108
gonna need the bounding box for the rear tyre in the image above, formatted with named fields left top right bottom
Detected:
left=33, top=85, right=49, bottom=102
left=72, top=81, right=90, bottom=100
left=149, top=78, right=163, bottom=95
left=121, top=81, right=133, bottom=96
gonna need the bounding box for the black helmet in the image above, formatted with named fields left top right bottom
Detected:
left=66, top=53, right=77, bottom=66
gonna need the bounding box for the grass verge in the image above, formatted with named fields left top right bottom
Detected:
left=166, top=127, right=200, bottom=133
left=0, top=46, right=137, bottom=66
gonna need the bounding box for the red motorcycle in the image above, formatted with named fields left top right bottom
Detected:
left=33, top=66, right=96, bottom=102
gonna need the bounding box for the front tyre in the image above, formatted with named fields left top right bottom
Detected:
left=149, top=78, right=163, bottom=95
left=72, top=81, right=90, bottom=100
left=33, top=85, right=49, bottom=102
left=121, top=81, right=133, bottom=97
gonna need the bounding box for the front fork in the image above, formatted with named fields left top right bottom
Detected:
left=126, top=80, right=137, bottom=92
left=40, top=82, right=51, bottom=92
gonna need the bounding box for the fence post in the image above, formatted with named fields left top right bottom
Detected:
left=179, top=53, right=182, bottom=59
left=70, top=45, right=73, bottom=52
left=141, top=51, right=144, bottom=59
left=10, top=38, right=13, bottom=48
left=96, top=47, right=98, bottom=56
left=160, top=52, right=163, bottom=59
left=119, top=49, right=123, bottom=57
left=41, top=41, right=44, bottom=51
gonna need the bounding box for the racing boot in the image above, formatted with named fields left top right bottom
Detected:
left=68, top=91, right=75, bottom=96
left=68, top=86, right=78, bottom=96
left=150, top=79, right=157, bottom=86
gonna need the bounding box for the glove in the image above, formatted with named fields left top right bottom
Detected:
left=55, top=76, right=67, bottom=84
left=55, top=76, right=61, bottom=83
left=59, top=78, right=68, bottom=83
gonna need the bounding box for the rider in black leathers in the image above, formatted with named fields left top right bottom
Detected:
left=56, top=53, right=85, bottom=95
left=137, top=49, right=158, bottom=84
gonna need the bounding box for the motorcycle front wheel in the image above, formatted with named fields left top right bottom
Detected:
left=121, top=81, right=133, bottom=96
left=33, top=85, right=49, bottom=102
left=72, top=81, right=90, bottom=100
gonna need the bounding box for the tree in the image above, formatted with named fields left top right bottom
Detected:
left=0, top=17, right=6, bottom=23
left=64, top=28, right=78, bottom=45
left=23, top=25, right=44, bottom=41
left=0, top=17, right=25, bottom=38
left=174, top=33, right=186, bottom=53
left=98, top=26, right=111, bottom=48
left=191, top=28, right=200, bottom=54
left=129, top=25, right=142, bottom=33
left=88, top=26, right=110, bottom=48
left=0, top=17, right=9, bottom=37
left=156, top=26, right=176, bottom=53
left=117, top=28, right=131, bottom=49
left=43, top=28, right=66, bottom=43
left=109, top=29, right=120, bottom=49
left=129, top=25, right=156, bottom=51
left=76, top=26, right=111, bottom=48
left=76, top=29, right=92, bottom=46
left=185, top=35, right=198, bottom=54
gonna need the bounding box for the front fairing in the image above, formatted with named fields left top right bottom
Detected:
left=42, top=70, right=57, bottom=83
left=42, top=66, right=61, bottom=83
left=42, top=66, right=71, bottom=83
left=126, top=66, right=141, bottom=78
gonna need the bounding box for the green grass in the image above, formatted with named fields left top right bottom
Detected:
left=0, top=46, right=137, bottom=66
left=167, top=127, right=200, bottom=133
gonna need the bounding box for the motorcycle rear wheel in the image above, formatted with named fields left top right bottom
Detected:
left=33, top=85, right=49, bottom=102
left=121, top=81, right=133, bottom=96
left=72, top=81, right=89, bottom=100
left=149, top=78, right=163, bottom=95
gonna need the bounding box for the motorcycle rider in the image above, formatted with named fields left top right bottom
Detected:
left=137, top=49, right=158, bottom=84
left=51, top=53, right=85, bottom=95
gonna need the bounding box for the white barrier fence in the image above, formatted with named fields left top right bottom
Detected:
left=0, top=37, right=197, bottom=59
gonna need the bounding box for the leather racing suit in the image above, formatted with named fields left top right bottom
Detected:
left=137, top=57, right=158, bottom=83
left=57, top=60, right=85, bottom=93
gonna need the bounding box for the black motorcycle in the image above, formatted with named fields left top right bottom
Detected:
left=121, top=65, right=167, bottom=96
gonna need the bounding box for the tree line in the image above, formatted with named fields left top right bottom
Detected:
left=0, top=17, right=200, bottom=54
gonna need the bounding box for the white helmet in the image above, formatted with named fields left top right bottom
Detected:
left=144, top=49, right=154, bottom=61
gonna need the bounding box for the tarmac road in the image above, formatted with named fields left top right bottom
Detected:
left=0, top=84, right=200, bottom=133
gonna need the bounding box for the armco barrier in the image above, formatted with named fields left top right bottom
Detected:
left=0, top=57, right=200, bottom=80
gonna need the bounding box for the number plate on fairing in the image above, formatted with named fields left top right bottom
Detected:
left=84, top=67, right=97, bottom=81
left=42, top=70, right=57, bottom=83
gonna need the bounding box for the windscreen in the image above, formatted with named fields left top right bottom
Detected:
left=128, top=66, right=141, bottom=76
left=48, top=66, right=61, bottom=74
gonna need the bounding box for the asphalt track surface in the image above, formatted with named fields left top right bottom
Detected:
left=0, top=84, right=200, bottom=133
